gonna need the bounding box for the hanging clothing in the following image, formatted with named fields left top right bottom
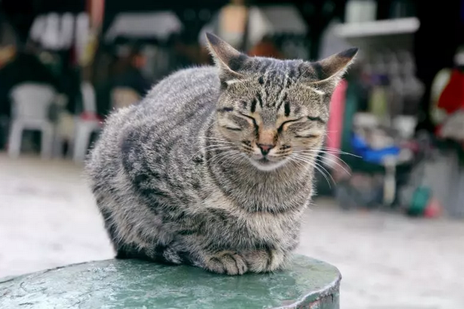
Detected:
left=437, top=69, right=464, bottom=115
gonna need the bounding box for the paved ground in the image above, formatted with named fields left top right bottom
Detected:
left=1, top=153, right=463, bottom=309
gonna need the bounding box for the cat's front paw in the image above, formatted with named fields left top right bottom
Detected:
left=243, top=249, right=286, bottom=273
left=204, top=251, right=248, bottom=275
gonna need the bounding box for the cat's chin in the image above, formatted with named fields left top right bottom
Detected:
left=248, top=157, right=288, bottom=172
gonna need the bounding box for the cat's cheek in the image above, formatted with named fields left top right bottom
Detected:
left=219, top=128, right=240, bottom=139
left=218, top=129, right=250, bottom=146
left=292, top=138, right=322, bottom=150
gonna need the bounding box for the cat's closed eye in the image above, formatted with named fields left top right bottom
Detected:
left=290, top=126, right=322, bottom=139
left=295, top=133, right=320, bottom=139
left=277, top=118, right=302, bottom=132
left=225, top=126, right=242, bottom=131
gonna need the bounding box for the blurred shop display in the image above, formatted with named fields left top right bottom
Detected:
left=199, top=3, right=309, bottom=60
left=318, top=0, right=464, bottom=219
left=105, top=12, right=183, bottom=43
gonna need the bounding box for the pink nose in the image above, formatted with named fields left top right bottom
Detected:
left=257, top=144, right=274, bottom=156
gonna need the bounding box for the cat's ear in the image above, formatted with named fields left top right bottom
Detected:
left=205, top=32, right=247, bottom=85
left=302, top=48, right=358, bottom=86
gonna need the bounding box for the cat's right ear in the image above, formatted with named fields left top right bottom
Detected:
left=205, top=32, right=247, bottom=85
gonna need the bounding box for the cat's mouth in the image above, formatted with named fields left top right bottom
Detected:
left=249, top=156, right=288, bottom=171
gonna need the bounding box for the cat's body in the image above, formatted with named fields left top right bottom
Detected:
left=86, top=33, right=357, bottom=275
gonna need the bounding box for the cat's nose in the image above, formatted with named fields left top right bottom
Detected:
left=257, top=144, right=274, bottom=156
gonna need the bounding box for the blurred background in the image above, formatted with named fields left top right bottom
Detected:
left=0, top=0, right=463, bottom=308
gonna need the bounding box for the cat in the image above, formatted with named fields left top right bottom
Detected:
left=85, top=33, right=357, bottom=275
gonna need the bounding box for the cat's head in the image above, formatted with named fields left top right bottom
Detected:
left=206, top=33, right=357, bottom=172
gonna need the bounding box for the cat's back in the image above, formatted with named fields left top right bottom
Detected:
left=139, top=66, right=220, bottom=119
left=86, top=66, right=219, bottom=187
left=102, top=66, right=220, bottom=132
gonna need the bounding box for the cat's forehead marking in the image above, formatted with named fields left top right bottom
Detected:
left=258, top=70, right=293, bottom=110
left=260, top=108, right=278, bottom=126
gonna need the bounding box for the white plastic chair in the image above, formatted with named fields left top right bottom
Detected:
left=8, top=83, right=56, bottom=159
left=73, top=82, right=102, bottom=162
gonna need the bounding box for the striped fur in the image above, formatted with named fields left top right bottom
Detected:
left=86, top=33, right=357, bottom=275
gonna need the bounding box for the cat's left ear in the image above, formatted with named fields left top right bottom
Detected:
left=205, top=32, right=248, bottom=85
left=302, top=48, right=358, bottom=87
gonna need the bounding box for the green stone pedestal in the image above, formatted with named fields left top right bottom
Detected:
left=0, top=255, right=341, bottom=309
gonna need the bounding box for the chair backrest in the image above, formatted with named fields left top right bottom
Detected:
left=111, top=87, right=140, bottom=109
left=81, top=82, right=97, bottom=113
left=10, top=83, right=56, bottom=120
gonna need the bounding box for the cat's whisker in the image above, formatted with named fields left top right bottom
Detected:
left=287, top=157, right=303, bottom=170
left=312, top=162, right=335, bottom=188
left=207, top=149, right=241, bottom=166
left=206, top=148, right=235, bottom=157
left=289, top=156, right=333, bottom=188
left=229, top=152, right=246, bottom=165
left=320, top=157, right=351, bottom=175
left=190, top=146, right=234, bottom=159
left=321, top=147, right=361, bottom=158
left=203, top=145, right=236, bottom=151
left=300, top=148, right=360, bottom=160
left=288, top=156, right=308, bottom=170
left=198, top=141, right=237, bottom=150
left=202, top=137, right=236, bottom=144
left=204, top=141, right=235, bottom=146
left=203, top=141, right=236, bottom=148
left=219, top=152, right=244, bottom=166
left=299, top=150, right=352, bottom=173
left=292, top=154, right=335, bottom=187
left=207, top=152, right=230, bottom=166
left=299, top=152, right=351, bottom=176
left=275, top=150, right=293, bottom=156
left=299, top=149, right=352, bottom=164
left=318, top=156, right=351, bottom=176
left=320, top=152, right=352, bottom=170
left=202, top=142, right=237, bottom=151
left=204, top=141, right=236, bottom=146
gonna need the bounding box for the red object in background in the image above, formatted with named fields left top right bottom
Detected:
left=80, top=111, right=102, bottom=122
left=437, top=69, right=464, bottom=114
left=88, top=0, right=105, bottom=29
left=248, top=38, right=284, bottom=59
left=435, top=69, right=464, bottom=137
left=326, top=79, right=347, bottom=152
left=424, top=197, right=442, bottom=218
left=323, top=80, right=348, bottom=179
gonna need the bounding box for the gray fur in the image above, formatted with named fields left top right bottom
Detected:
left=85, top=33, right=357, bottom=275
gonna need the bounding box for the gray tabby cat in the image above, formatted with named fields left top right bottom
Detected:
left=86, top=33, right=357, bottom=275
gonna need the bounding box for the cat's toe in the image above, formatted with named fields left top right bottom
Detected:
left=206, top=252, right=248, bottom=275
left=207, top=257, right=227, bottom=274
left=244, top=249, right=286, bottom=273
left=224, top=253, right=247, bottom=275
